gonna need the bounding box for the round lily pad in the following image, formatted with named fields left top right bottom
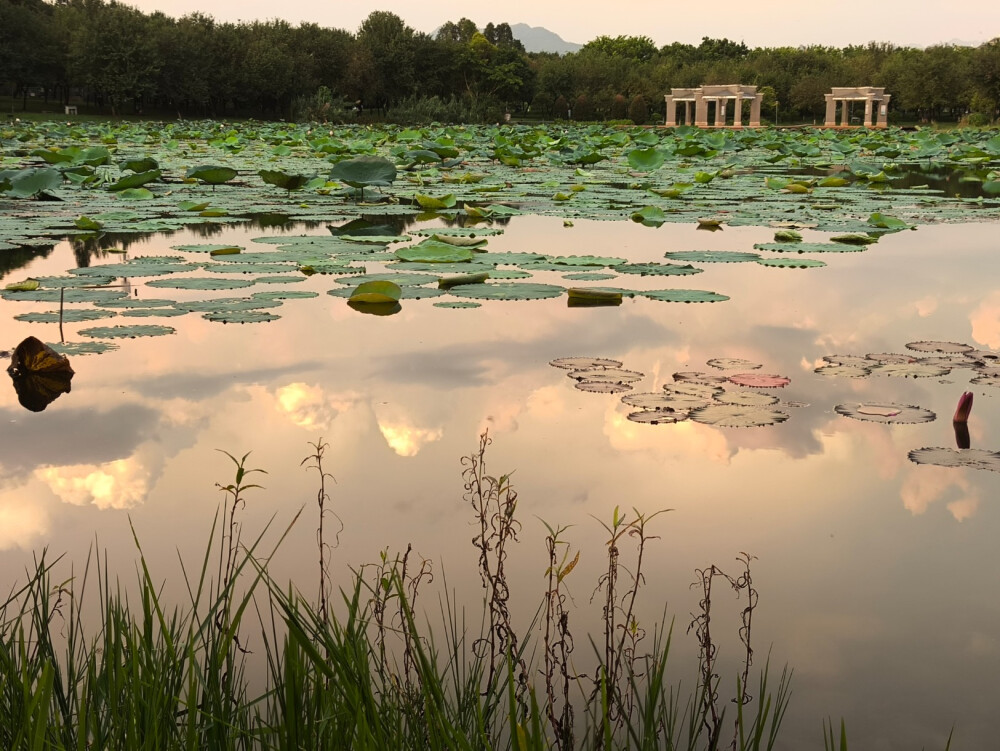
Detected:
left=621, top=392, right=694, bottom=413
left=627, top=410, right=685, bottom=425
left=14, top=309, right=116, bottom=323
left=174, top=298, right=276, bottom=312
left=664, top=251, right=760, bottom=263
left=825, top=354, right=876, bottom=366
left=1, top=289, right=128, bottom=304
left=756, top=257, right=827, bottom=268
left=870, top=362, right=951, bottom=378
left=672, top=371, right=730, bottom=384
left=434, top=301, right=482, bottom=309
left=569, top=367, right=644, bottom=384
left=35, top=275, right=116, bottom=288
left=575, top=381, right=632, bottom=394
left=551, top=357, right=623, bottom=370
left=708, top=358, right=762, bottom=370
left=908, top=447, right=1000, bottom=472
left=146, top=277, right=256, bottom=290
left=752, top=243, right=866, bottom=253
left=728, top=373, right=791, bottom=388
left=78, top=324, right=175, bottom=339
left=905, top=341, right=974, bottom=354
left=640, top=289, right=729, bottom=303
left=689, top=404, right=789, bottom=427
left=202, top=263, right=296, bottom=274
left=715, top=391, right=779, bottom=407
left=835, top=402, right=936, bottom=424
left=252, top=290, right=319, bottom=301
left=50, top=341, right=120, bottom=355
left=171, top=244, right=245, bottom=253
left=447, top=283, right=565, bottom=301
left=562, top=272, right=618, bottom=281
left=612, top=263, right=703, bottom=276
left=395, top=241, right=474, bottom=264
left=665, top=382, right=723, bottom=399
left=121, top=308, right=188, bottom=318
left=815, top=365, right=872, bottom=377
left=327, top=286, right=444, bottom=300
left=203, top=311, right=281, bottom=323
left=98, top=298, right=176, bottom=309
left=332, top=272, right=437, bottom=287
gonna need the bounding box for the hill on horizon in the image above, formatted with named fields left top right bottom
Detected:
left=509, top=23, right=582, bottom=54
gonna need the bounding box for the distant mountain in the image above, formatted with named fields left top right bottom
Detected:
left=510, top=24, right=582, bottom=54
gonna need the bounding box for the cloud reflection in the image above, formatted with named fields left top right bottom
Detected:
left=274, top=382, right=363, bottom=430
left=899, top=465, right=979, bottom=521
left=36, top=454, right=153, bottom=510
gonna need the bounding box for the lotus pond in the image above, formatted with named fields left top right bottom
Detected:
left=3, top=120, right=1000, bottom=748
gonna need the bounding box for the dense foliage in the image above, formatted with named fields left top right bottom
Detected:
left=1, top=0, right=1000, bottom=124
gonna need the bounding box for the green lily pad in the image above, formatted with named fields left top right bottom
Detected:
left=753, top=243, right=866, bottom=253
left=14, top=309, right=117, bottom=323
left=395, top=241, right=474, bottom=263
left=689, top=404, right=789, bottom=427
left=639, top=289, right=729, bottom=303
left=50, top=341, right=120, bottom=355
left=78, top=324, right=176, bottom=339
left=186, top=165, right=238, bottom=184
left=204, top=310, right=281, bottom=323
left=908, top=447, right=1000, bottom=472
left=146, top=277, right=256, bottom=290
left=433, top=301, right=482, bottom=309
left=612, top=263, right=702, bottom=276
left=446, top=283, right=565, bottom=301
left=550, top=357, right=623, bottom=370
left=664, top=251, right=761, bottom=263
left=333, top=272, right=437, bottom=287
left=349, top=280, right=402, bottom=304
left=756, top=257, right=827, bottom=268
left=836, top=403, right=936, bottom=424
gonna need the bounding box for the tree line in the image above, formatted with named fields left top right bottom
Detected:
left=2, top=0, right=999, bottom=125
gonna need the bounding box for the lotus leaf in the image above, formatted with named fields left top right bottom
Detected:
left=395, top=241, right=474, bottom=264
left=908, top=447, right=1000, bottom=472
left=79, top=324, right=175, bottom=339
left=870, top=362, right=951, bottom=378
left=708, top=358, right=762, bottom=370
left=569, top=367, right=644, bottom=384
left=15, top=309, right=116, bottom=323
left=664, top=251, right=760, bottom=263
left=814, top=364, right=872, bottom=377
left=3, top=168, right=62, bottom=198
left=627, top=148, right=667, bottom=172
left=714, top=391, right=779, bottom=407
left=727, top=373, right=790, bottom=388
left=439, top=272, right=490, bottom=288
left=446, top=283, right=564, bottom=301
left=434, top=301, right=482, bottom=309
left=575, top=381, right=632, bottom=394
left=905, top=341, right=973, bottom=354
left=186, top=165, right=238, bottom=185
left=414, top=193, right=457, bottom=210
left=756, top=257, right=827, bottom=268
left=107, top=169, right=161, bottom=191
left=329, top=156, right=397, bottom=189
left=612, top=263, right=702, bottom=276
left=349, top=280, right=402, bottom=304
left=259, top=170, right=310, bottom=192
left=567, top=288, right=623, bottom=305
left=146, top=277, right=255, bottom=290
left=752, top=243, right=865, bottom=254
left=689, top=404, right=789, bottom=428
left=835, top=403, right=935, bottom=424
left=550, top=357, right=623, bottom=370
left=639, top=289, right=729, bottom=303
left=204, top=310, right=281, bottom=323
left=333, top=272, right=436, bottom=287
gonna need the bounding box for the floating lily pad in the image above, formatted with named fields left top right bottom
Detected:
left=757, top=257, right=827, bottom=268
left=728, top=373, right=791, bottom=388
left=612, top=263, right=702, bottom=276
left=434, top=301, right=482, bottom=309
left=171, top=244, right=244, bottom=253
left=569, top=367, right=644, bottom=384
left=252, top=290, right=320, bottom=301
left=562, top=272, right=618, bottom=281
left=627, top=410, right=685, bottom=425
left=870, top=362, right=951, bottom=378
left=815, top=365, right=873, bottom=377
left=446, top=283, right=565, bottom=301
left=673, top=371, right=730, bottom=384
left=1, top=288, right=128, bottom=304
left=640, top=289, right=729, bottom=303
left=203, top=310, right=281, bottom=323
left=50, top=341, right=120, bottom=355
left=333, top=272, right=437, bottom=287
left=120, top=308, right=189, bottom=318
left=714, top=391, right=779, bottom=407
left=689, top=404, right=789, bottom=427
left=78, top=324, right=175, bottom=339
left=752, top=243, right=866, bottom=253
left=575, top=381, right=632, bottom=394
left=14, top=309, right=116, bottom=323
left=708, top=358, right=762, bottom=370
left=836, top=402, right=936, bottom=424
left=665, top=382, right=723, bottom=399
left=908, top=447, right=1000, bottom=472
left=621, top=392, right=695, bottom=413
left=551, top=357, right=623, bottom=370
left=905, top=341, right=974, bottom=354
left=97, top=298, right=176, bottom=308
left=395, top=241, right=474, bottom=264
left=146, top=277, right=256, bottom=290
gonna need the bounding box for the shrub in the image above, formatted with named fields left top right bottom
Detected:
left=610, top=94, right=628, bottom=120
left=628, top=95, right=648, bottom=125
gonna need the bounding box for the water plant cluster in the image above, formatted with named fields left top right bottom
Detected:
left=0, top=436, right=791, bottom=750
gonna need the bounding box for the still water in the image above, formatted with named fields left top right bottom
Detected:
left=2, top=215, right=1000, bottom=749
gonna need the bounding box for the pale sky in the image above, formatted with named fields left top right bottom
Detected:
left=122, top=0, right=999, bottom=48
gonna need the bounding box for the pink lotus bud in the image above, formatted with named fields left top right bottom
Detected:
left=953, top=391, right=973, bottom=423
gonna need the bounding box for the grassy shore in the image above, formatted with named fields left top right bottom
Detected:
left=0, top=435, right=791, bottom=750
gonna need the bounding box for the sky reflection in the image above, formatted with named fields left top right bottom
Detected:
left=2, top=216, right=1000, bottom=748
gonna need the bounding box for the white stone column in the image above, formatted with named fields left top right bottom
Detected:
left=714, top=98, right=726, bottom=127
left=876, top=95, right=891, bottom=128
left=749, top=94, right=762, bottom=127
left=863, top=97, right=873, bottom=127
left=685, top=101, right=693, bottom=124
left=824, top=94, right=836, bottom=127
left=694, top=93, right=709, bottom=127
left=664, top=95, right=676, bottom=127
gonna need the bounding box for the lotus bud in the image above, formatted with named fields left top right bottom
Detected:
left=953, top=391, right=973, bottom=423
